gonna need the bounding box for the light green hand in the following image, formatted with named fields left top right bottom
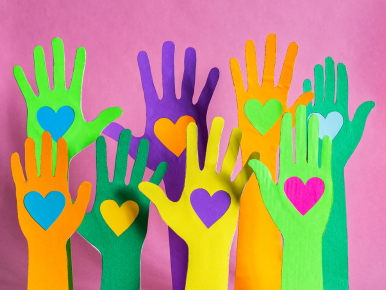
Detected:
left=248, top=105, right=333, bottom=290
left=303, top=57, right=375, bottom=290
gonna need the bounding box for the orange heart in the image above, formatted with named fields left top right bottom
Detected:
left=154, top=116, right=196, bottom=157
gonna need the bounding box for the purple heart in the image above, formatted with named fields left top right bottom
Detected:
left=190, top=189, right=231, bottom=228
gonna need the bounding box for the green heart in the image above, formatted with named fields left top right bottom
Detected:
left=244, top=99, right=283, bottom=135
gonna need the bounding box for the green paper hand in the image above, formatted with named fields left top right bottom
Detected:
left=248, top=105, right=333, bottom=290
left=77, top=129, right=167, bottom=290
left=13, top=37, right=122, bottom=168
left=303, top=57, right=375, bottom=290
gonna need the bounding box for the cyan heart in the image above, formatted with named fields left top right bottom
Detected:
left=309, top=112, right=343, bottom=140
left=24, top=191, right=66, bottom=230
left=37, top=106, right=75, bottom=142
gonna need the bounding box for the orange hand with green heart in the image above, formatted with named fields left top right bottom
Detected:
left=11, top=132, right=91, bottom=290
left=231, top=34, right=314, bottom=290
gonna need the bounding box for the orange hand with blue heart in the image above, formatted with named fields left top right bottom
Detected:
left=11, top=132, right=91, bottom=290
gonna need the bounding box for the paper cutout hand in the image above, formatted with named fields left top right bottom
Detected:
left=231, top=34, right=314, bottom=289
left=77, top=129, right=167, bottom=290
left=103, top=41, right=219, bottom=290
left=13, top=38, right=122, bottom=168
left=303, top=57, right=375, bottom=290
left=248, top=105, right=332, bottom=290
left=139, top=117, right=255, bottom=290
left=11, top=132, right=91, bottom=290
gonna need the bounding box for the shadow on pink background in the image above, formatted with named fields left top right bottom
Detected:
left=0, top=0, right=385, bottom=289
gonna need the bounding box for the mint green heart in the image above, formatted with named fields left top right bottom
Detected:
left=244, top=99, right=283, bottom=135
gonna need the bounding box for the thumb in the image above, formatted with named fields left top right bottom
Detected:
left=350, top=101, right=375, bottom=144
left=91, top=107, right=123, bottom=133
left=73, top=181, right=92, bottom=219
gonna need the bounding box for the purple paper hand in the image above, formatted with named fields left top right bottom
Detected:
left=103, top=41, right=219, bottom=290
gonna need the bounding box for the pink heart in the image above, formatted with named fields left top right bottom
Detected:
left=284, top=177, right=325, bottom=215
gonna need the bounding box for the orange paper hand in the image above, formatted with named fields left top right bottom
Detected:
left=231, top=34, right=314, bottom=290
left=11, top=132, right=91, bottom=290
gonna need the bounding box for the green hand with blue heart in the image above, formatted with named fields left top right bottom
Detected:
left=303, top=57, right=375, bottom=290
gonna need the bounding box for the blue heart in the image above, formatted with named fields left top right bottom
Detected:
left=24, top=191, right=66, bottom=230
left=309, top=112, right=344, bottom=140
left=37, top=106, right=75, bottom=142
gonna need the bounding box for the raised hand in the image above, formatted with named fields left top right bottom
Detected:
left=11, top=132, right=91, bottom=290
left=102, top=41, right=219, bottom=289
left=230, top=33, right=314, bottom=289
left=77, top=130, right=167, bottom=290
left=248, top=105, right=333, bottom=290
left=139, top=117, right=254, bottom=290
left=303, top=57, right=375, bottom=290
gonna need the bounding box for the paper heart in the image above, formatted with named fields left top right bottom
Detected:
left=100, top=200, right=139, bottom=237
left=190, top=189, right=231, bottom=228
left=24, top=191, right=66, bottom=230
left=37, top=106, right=75, bottom=142
left=310, top=112, right=343, bottom=140
left=284, top=177, right=325, bottom=216
left=244, top=99, right=283, bottom=135
left=154, top=115, right=196, bottom=157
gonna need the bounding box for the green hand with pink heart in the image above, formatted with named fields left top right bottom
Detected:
left=248, top=105, right=333, bottom=290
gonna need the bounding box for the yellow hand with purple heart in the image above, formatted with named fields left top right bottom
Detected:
left=248, top=105, right=332, bottom=290
left=10, top=132, right=91, bottom=290
left=139, top=117, right=256, bottom=290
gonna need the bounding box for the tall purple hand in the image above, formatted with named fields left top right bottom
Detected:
left=103, top=41, right=219, bottom=290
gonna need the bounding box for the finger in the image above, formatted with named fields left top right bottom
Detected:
left=230, top=58, right=246, bottom=95
left=303, top=79, right=312, bottom=94
left=295, top=105, right=307, bottom=164
left=324, top=57, right=336, bottom=105
left=113, top=129, right=132, bottom=183
left=262, top=33, right=276, bottom=87
left=130, top=138, right=149, bottom=186
left=278, top=42, right=298, bottom=93
left=55, top=138, right=68, bottom=179
left=234, top=152, right=259, bottom=193
left=186, top=122, right=199, bottom=174
left=102, top=122, right=125, bottom=142
left=96, top=136, right=109, bottom=183
left=336, top=63, right=348, bottom=110
left=33, top=45, right=50, bottom=94
left=138, top=51, right=159, bottom=105
left=73, top=181, right=92, bottom=217
left=314, top=64, right=324, bottom=104
left=69, top=47, right=86, bottom=95
left=40, top=132, right=53, bottom=177
left=204, top=117, right=224, bottom=171
left=149, top=162, right=168, bottom=185
left=307, top=114, right=319, bottom=166
left=181, top=47, right=196, bottom=102
left=13, top=66, right=36, bottom=101
left=351, top=101, right=375, bottom=143
left=25, top=138, right=37, bottom=180
left=247, top=159, right=275, bottom=204
left=91, top=107, right=123, bottom=133
left=162, top=41, right=176, bottom=101
left=221, top=127, right=242, bottom=177
left=245, top=40, right=260, bottom=91
left=196, top=67, right=219, bottom=112
left=11, top=153, right=26, bottom=186
left=279, top=112, right=293, bottom=168
left=139, top=182, right=172, bottom=214
left=52, top=38, right=66, bottom=90
left=321, top=135, right=332, bottom=172
left=288, top=91, right=314, bottom=126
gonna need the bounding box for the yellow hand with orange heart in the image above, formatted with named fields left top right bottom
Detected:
left=231, top=34, right=314, bottom=290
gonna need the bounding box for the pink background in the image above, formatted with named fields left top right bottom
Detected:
left=0, top=0, right=385, bottom=289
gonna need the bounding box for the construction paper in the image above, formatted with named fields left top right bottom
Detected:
left=13, top=38, right=121, bottom=288
left=77, top=129, right=167, bottom=290
left=154, top=116, right=196, bottom=157
left=139, top=117, right=255, bottom=290
left=37, top=106, right=75, bottom=142
left=283, top=177, right=324, bottom=216
left=24, top=191, right=66, bottom=230
left=100, top=200, right=140, bottom=237
left=244, top=99, right=283, bottom=135
left=190, top=189, right=231, bottom=228
left=303, top=57, right=375, bottom=290
left=102, top=41, right=219, bottom=290
left=248, top=106, right=333, bottom=290
left=230, top=34, right=315, bottom=290
left=11, top=132, right=91, bottom=290
left=309, top=112, right=343, bottom=140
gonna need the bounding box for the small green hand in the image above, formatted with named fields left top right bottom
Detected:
left=77, top=130, right=167, bottom=290
left=248, top=105, right=333, bottom=290
left=303, top=57, right=374, bottom=290
left=13, top=37, right=122, bottom=168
